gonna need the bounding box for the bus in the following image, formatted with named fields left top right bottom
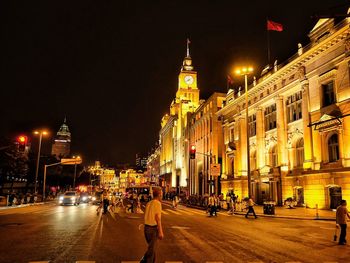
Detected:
left=125, top=185, right=161, bottom=201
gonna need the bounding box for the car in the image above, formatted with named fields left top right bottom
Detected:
left=58, top=191, right=80, bottom=205
left=91, top=191, right=103, bottom=205
left=79, top=192, right=91, bottom=203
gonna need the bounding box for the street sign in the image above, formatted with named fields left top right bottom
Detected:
left=61, top=158, right=82, bottom=165
left=210, top=163, right=221, bottom=176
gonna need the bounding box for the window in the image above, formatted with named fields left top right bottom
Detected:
left=250, top=150, right=257, bottom=171
left=322, top=81, right=336, bottom=107
left=271, top=145, right=278, bottom=167
left=328, top=134, right=339, bottom=162
left=248, top=114, right=256, bottom=137
left=295, top=138, right=304, bottom=167
left=265, top=104, right=277, bottom=131
left=286, top=91, right=302, bottom=123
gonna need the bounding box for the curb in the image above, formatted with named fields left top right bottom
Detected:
left=166, top=202, right=336, bottom=221
left=233, top=211, right=335, bottom=221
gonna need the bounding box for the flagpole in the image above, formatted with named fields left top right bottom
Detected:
left=266, top=18, right=271, bottom=65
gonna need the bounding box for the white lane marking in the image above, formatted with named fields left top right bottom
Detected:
left=165, top=209, right=182, bottom=215
left=162, top=210, right=170, bottom=215
left=170, top=226, right=191, bottom=230
left=176, top=209, right=195, bottom=216
left=183, top=208, right=207, bottom=216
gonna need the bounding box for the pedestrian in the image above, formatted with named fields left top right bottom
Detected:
left=214, top=194, right=219, bottom=216
left=245, top=197, right=257, bottom=219
left=226, top=194, right=231, bottom=213
left=208, top=194, right=215, bottom=216
left=140, top=187, right=163, bottom=263
left=336, top=199, right=350, bottom=245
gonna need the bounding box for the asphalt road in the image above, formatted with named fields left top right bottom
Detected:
left=0, top=202, right=349, bottom=263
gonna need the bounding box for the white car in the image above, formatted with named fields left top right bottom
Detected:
left=58, top=191, right=80, bottom=205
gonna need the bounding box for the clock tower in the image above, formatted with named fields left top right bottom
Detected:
left=175, top=39, right=200, bottom=111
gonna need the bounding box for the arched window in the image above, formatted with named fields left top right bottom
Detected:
left=250, top=150, right=257, bottom=171
left=295, top=138, right=304, bottom=167
left=271, top=145, right=278, bottom=167
left=328, top=134, right=339, bottom=162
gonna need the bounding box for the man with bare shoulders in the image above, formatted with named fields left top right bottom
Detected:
left=140, top=187, right=164, bottom=263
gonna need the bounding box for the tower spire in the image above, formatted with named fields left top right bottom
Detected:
left=186, top=38, right=191, bottom=57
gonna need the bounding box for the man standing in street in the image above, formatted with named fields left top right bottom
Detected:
left=245, top=196, right=257, bottom=219
left=141, top=187, right=164, bottom=263
left=336, top=200, right=350, bottom=245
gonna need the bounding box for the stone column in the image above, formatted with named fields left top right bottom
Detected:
left=301, top=79, right=314, bottom=169
left=239, top=116, right=247, bottom=176
left=256, top=107, right=265, bottom=169
left=275, top=96, right=288, bottom=166
left=235, top=118, right=241, bottom=177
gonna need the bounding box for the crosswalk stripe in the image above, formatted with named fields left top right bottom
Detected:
left=165, top=209, right=182, bottom=215
left=162, top=210, right=170, bottom=215
left=176, top=209, right=195, bottom=215
left=185, top=208, right=207, bottom=215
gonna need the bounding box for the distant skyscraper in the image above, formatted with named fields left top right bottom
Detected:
left=51, top=118, right=71, bottom=158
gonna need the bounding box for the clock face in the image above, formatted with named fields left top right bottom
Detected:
left=184, top=75, right=194, bottom=85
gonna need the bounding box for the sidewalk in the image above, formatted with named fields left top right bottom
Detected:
left=163, top=200, right=336, bottom=221
left=0, top=201, right=51, bottom=210
left=234, top=205, right=336, bottom=221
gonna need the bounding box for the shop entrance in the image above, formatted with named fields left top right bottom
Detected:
left=293, top=187, right=304, bottom=206
left=257, top=181, right=270, bottom=204
left=329, top=186, right=342, bottom=209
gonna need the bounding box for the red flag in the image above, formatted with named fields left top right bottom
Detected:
left=227, top=75, right=233, bottom=85
left=267, top=20, right=283, bottom=32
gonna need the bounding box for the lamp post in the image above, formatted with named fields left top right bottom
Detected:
left=235, top=66, right=253, bottom=198
left=72, top=156, right=81, bottom=189
left=34, top=130, right=48, bottom=195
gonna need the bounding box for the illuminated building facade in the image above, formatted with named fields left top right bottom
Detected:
left=218, top=16, right=350, bottom=208
left=100, top=168, right=116, bottom=189
left=119, top=169, right=148, bottom=192
left=188, top=92, right=226, bottom=195
left=147, top=145, right=160, bottom=185
left=51, top=118, right=71, bottom=158
left=159, top=40, right=200, bottom=193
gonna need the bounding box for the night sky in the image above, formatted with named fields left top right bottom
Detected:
left=1, top=1, right=348, bottom=165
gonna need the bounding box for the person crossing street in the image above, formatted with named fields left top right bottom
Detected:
left=245, top=197, right=257, bottom=219
left=140, top=187, right=164, bottom=263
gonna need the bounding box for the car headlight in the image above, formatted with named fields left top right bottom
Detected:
left=71, top=197, right=75, bottom=201
left=59, top=196, right=64, bottom=201
left=92, top=197, right=96, bottom=201
left=82, top=197, right=87, bottom=201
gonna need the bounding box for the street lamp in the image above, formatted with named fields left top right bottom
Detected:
left=33, top=130, right=48, bottom=196
left=72, top=155, right=81, bottom=189
left=235, top=66, right=253, bottom=198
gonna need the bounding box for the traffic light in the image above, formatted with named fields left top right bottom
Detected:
left=190, top=145, right=196, bottom=159
left=17, top=135, right=28, bottom=152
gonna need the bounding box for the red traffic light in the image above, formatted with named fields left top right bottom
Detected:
left=17, top=135, right=28, bottom=144
left=190, top=145, right=196, bottom=159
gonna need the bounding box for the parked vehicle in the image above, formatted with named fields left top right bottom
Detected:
left=58, top=191, right=80, bottom=206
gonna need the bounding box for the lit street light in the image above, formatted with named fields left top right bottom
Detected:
left=72, top=155, right=81, bottom=189
left=33, top=130, right=48, bottom=196
left=235, top=66, right=253, bottom=198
